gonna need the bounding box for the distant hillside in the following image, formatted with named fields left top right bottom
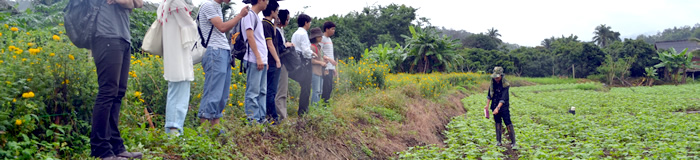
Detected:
left=635, top=23, right=700, bottom=44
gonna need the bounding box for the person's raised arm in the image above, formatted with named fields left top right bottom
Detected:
left=209, top=6, right=249, bottom=33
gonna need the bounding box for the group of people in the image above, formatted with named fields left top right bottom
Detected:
left=81, top=0, right=520, bottom=159
left=83, top=0, right=339, bottom=159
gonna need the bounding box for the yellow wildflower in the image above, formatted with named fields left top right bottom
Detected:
left=59, top=31, right=62, bottom=34
left=59, top=23, right=64, bottom=26
left=12, top=98, right=16, bottom=103
left=14, top=49, right=22, bottom=54
left=0, top=32, right=2, bottom=37
left=28, top=48, right=40, bottom=55
left=22, top=91, right=35, bottom=98
left=238, top=102, right=243, bottom=106
left=52, top=35, right=60, bottom=41
left=49, top=53, right=55, bottom=57
left=197, top=93, right=202, bottom=98
left=349, top=56, right=354, bottom=60
left=233, top=84, right=238, bottom=89
left=4, top=24, right=8, bottom=28
left=0, top=60, right=3, bottom=64
left=10, top=27, right=18, bottom=32
left=26, top=32, right=30, bottom=35
left=134, top=91, right=142, bottom=97
left=69, top=54, right=75, bottom=60
left=15, top=119, right=22, bottom=126
left=27, top=78, right=31, bottom=82
left=139, top=98, right=145, bottom=103
left=27, top=43, right=34, bottom=46
left=229, top=94, right=232, bottom=98
left=22, top=58, right=26, bottom=62
left=228, top=104, right=233, bottom=107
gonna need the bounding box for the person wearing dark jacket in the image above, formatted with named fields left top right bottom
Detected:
left=484, top=67, right=516, bottom=148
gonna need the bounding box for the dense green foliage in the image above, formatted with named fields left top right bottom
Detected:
left=400, top=83, right=700, bottom=159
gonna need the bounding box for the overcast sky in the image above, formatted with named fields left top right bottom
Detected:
left=163, top=0, right=700, bottom=46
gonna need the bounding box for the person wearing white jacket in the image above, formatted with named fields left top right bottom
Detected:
left=155, top=0, right=248, bottom=135
left=157, top=0, right=197, bottom=136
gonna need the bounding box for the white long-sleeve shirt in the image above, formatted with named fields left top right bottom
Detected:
left=291, top=27, right=313, bottom=59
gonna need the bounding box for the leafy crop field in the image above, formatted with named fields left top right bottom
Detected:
left=400, top=83, right=700, bottom=159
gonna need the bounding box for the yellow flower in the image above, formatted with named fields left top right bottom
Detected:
left=349, top=56, right=354, bottom=60
left=238, top=102, right=243, bottom=106
left=28, top=48, right=40, bottom=55
left=22, top=91, right=35, bottom=98
left=134, top=91, right=142, bottom=97
left=229, top=94, right=232, bottom=98
left=14, top=49, right=22, bottom=54
left=155, top=55, right=160, bottom=58
left=15, top=119, right=22, bottom=126
left=0, top=32, right=2, bottom=37
left=233, top=84, right=238, bottom=89
left=0, top=60, right=3, bottom=64
left=12, top=55, right=16, bottom=59
left=27, top=78, right=31, bottom=82
left=59, top=23, right=64, bottom=26
left=22, top=58, right=27, bottom=62
left=12, top=98, right=16, bottom=103
left=26, top=32, right=30, bottom=35
left=52, top=35, right=60, bottom=41
left=197, top=93, right=202, bottom=98
left=59, top=31, right=63, bottom=34
left=69, top=54, right=75, bottom=60
left=10, top=27, right=18, bottom=32
left=27, top=43, right=34, bottom=46
left=228, top=104, right=233, bottom=107
left=4, top=24, right=8, bottom=28
left=139, top=98, right=145, bottom=103
left=49, top=53, right=55, bottom=56
left=63, top=79, right=69, bottom=84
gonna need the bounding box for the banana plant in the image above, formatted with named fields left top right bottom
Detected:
left=653, top=48, right=697, bottom=84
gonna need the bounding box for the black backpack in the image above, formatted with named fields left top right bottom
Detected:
left=230, top=10, right=257, bottom=68
left=63, top=0, right=101, bottom=49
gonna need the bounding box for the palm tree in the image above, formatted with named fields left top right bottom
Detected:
left=540, top=36, right=555, bottom=49
left=402, top=26, right=462, bottom=73
left=593, top=24, right=621, bottom=48
left=487, top=27, right=503, bottom=45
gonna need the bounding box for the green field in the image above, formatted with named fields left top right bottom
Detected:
left=399, top=83, right=700, bottom=159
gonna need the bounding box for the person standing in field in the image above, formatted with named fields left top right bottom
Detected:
left=291, top=14, right=314, bottom=116
left=319, top=21, right=338, bottom=103
left=309, top=27, right=326, bottom=105
left=89, top=0, right=143, bottom=159
left=274, top=9, right=293, bottom=121
left=484, top=67, right=516, bottom=148
left=262, top=0, right=282, bottom=123
left=242, top=0, right=270, bottom=124
left=197, top=0, right=249, bottom=128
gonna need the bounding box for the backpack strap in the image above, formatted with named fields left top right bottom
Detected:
left=196, top=3, right=215, bottom=48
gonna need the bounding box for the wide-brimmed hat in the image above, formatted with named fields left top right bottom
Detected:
left=491, top=67, right=504, bottom=78
left=309, top=27, right=323, bottom=40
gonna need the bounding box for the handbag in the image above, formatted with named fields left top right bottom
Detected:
left=279, top=46, right=302, bottom=73
left=141, top=20, right=163, bottom=56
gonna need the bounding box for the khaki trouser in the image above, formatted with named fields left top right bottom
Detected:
left=274, top=65, right=289, bottom=120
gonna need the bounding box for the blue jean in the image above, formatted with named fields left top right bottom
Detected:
left=198, top=47, right=231, bottom=119
left=165, top=81, right=190, bottom=133
left=266, top=66, right=280, bottom=120
left=244, top=61, right=268, bottom=122
left=311, top=74, right=323, bottom=104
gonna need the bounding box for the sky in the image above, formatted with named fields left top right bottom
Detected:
left=158, top=0, right=700, bottom=46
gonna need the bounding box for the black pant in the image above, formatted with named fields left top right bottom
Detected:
left=90, top=38, right=130, bottom=158
left=266, top=66, right=280, bottom=120
left=321, top=70, right=335, bottom=103
left=290, top=62, right=312, bottom=116
left=491, top=104, right=512, bottom=125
